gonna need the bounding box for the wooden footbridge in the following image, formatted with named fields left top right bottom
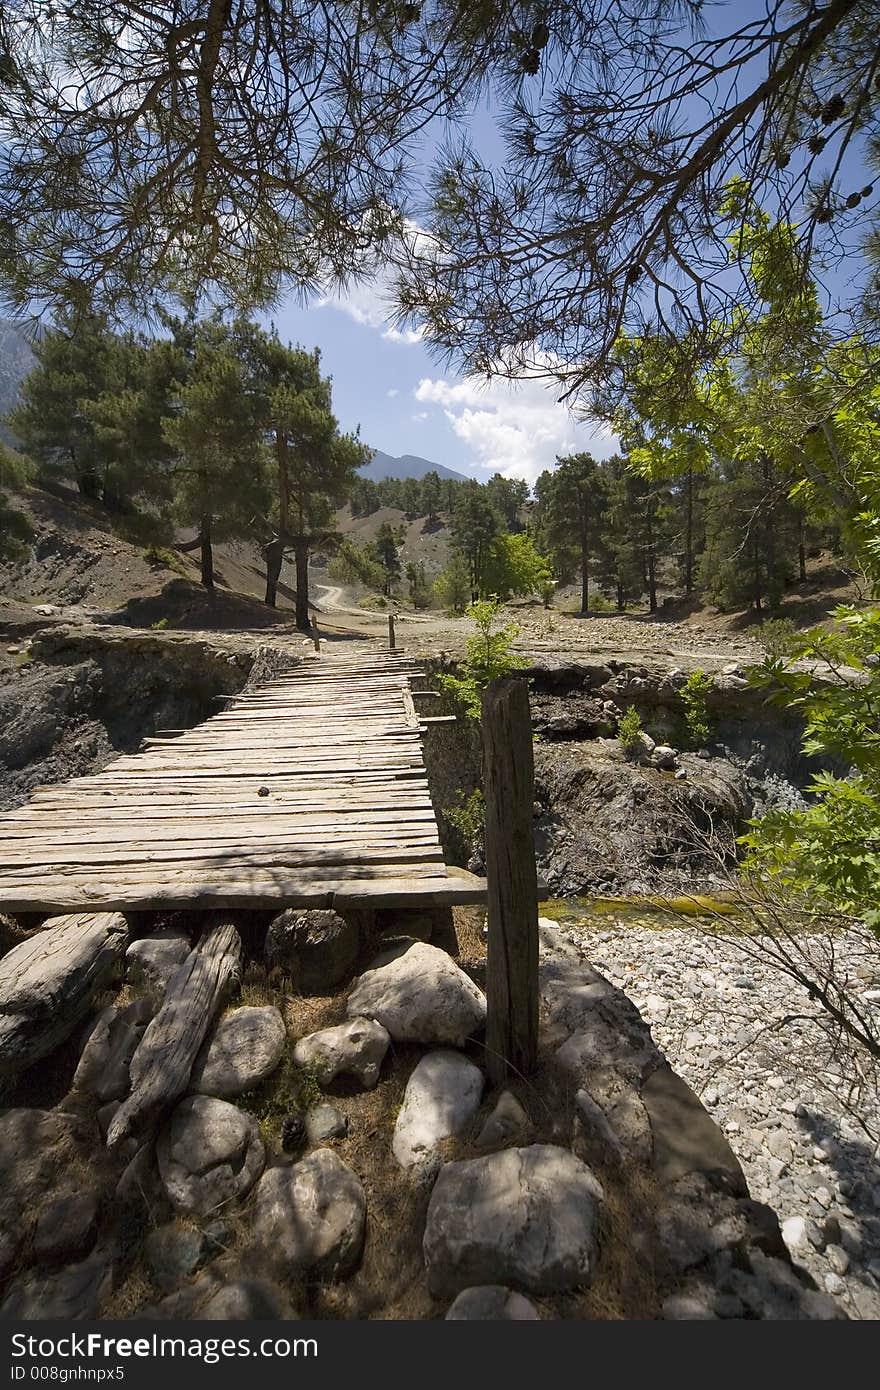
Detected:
left=0, top=649, right=485, bottom=915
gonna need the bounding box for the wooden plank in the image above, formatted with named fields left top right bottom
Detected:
left=106, top=917, right=242, bottom=1149
left=0, top=911, right=129, bottom=1077
left=482, top=678, right=539, bottom=1086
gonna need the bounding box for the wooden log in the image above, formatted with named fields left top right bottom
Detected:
left=0, top=911, right=129, bottom=1077
left=388, top=613, right=396, bottom=649
left=482, top=678, right=539, bottom=1086
left=106, top=916, right=243, bottom=1150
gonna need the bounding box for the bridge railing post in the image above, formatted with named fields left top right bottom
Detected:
left=481, top=676, right=539, bottom=1085
left=388, top=612, right=396, bottom=649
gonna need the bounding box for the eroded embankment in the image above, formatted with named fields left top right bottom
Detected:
left=422, top=653, right=816, bottom=898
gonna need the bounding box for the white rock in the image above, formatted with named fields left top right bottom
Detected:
left=347, top=941, right=486, bottom=1046
left=392, top=1051, right=484, bottom=1168
left=781, top=1215, right=809, bottom=1255
left=293, top=1018, right=390, bottom=1089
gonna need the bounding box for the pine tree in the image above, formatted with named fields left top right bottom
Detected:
left=537, top=454, right=608, bottom=615
left=450, top=480, right=500, bottom=601
left=161, top=321, right=268, bottom=590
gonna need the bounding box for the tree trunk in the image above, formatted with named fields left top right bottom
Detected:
left=199, top=513, right=214, bottom=590
left=77, top=470, right=101, bottom=500
left=616, top=580, right=625, bottom=611
left=264, top=537, right=284, bottom=608
left=753, top=538, right=763, bottom=613
left=684, top=466, right=694, bottom=594
left=294, top=537, right=310, bottom=630
left=579, top=506, right=589, bottom=616
left=798, top=515, right=807, bottom=583
left=106, top=917, right=242, bottom=1150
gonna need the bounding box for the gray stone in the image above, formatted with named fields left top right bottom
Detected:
left=661, top=1295, right=718, bottom=1320
left=265, top=908, right=358, bottom=993
left=641, top=1063, right=747, bottom=1193
left=445, top=1286, right=541, bottom=1320
left=1, top=1254, right=111, bottom=1319
left=157, top=1096, right=265, bottom=1217
left=191, top=1006, right=285, bottom=1098
left=198, top=1277, right=298, bottom=1320
left=293, top=1018, right=390, bottom=1089
left=475, top=1091, right=529, bottom=1150
left=305, top=1103, right=348, bottom=1144
left=825, top=1244, right=850, bottom=1276
left=249, top=1149, right=366, bottom=1279
left=393, top=1051, right=484, bottom=1168
left=652, top=745, right=678, bottom=770
left=144, top=1223, right=207, bottom=1292
left=126, top=931, right=190, bottom=992
left=347, top=941, right=486, bottom=1046
left=424, top=1144, right=603, bottom=1296
left=575, top=1089, right=624, bottom=1157
left=33, top=1191, right=98, bottom=1263
left=0, top=1108, right=86, bottom=1242
left=72, top=998, right=153, bottom=1103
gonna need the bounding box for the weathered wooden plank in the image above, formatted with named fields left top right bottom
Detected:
left=106, top=917, right=242, bottom=1149
left=0, top=912, right=129, bottom=1077
left=482, top=678, right=539, bottom=1086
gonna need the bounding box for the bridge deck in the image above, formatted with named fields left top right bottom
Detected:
left=0, top=650, right=485, bottom=914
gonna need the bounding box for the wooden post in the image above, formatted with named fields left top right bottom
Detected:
left=312, top=616, right=320, bottom=653
left=481, top=677, right=539, bottom=1085
left=388, top=612, right=396, bottom=649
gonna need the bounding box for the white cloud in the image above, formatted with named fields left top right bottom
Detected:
left=315, top=218, right=431, bottom=345
left=412, top=410, right=429, bottom=422
left=386, top=388, right=399, bottom=398
left=414, top=371, right=618, bottom=485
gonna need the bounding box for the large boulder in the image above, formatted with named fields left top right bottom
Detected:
left=293, top=1018, right=390, bottom=1089
left=392, top=1051, right=484, bottom=1168
left=191, top=1006, right=285, bottom=1098
left=424, top=1144, right=604, bottom=1296
left=265, top=908, right=358, bottom=993
left=157, top=1096, right=265, bottom=1217
left=347, top=941, right=486, bottom=1046
left=249, top=1149, right=366, bottom=1280
left=72, top=998, right=154, bottom=1104
left=33, top=1191, right=98, bottom=1264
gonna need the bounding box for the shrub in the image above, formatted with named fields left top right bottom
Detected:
left=150, top=616, right=169, bottom=629
left=142, top=544, right=187, bottom=576
left=439, top=597, right=519, bottom=720
left=758, top=616, right=798, bottom=659
left=445, top=787, right=485, bottom=844
left=681, top=669, right=714, bottom=747
left=617, top=704, right=644, bottom=756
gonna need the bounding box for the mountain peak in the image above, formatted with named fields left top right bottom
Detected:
left=360, top=449, right=469, bottom=483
